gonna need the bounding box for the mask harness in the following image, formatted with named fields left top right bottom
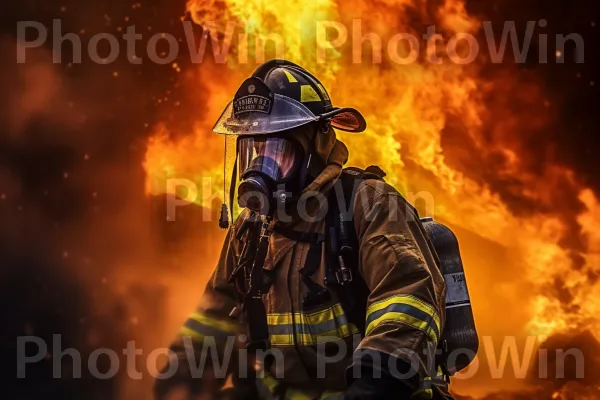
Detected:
left=219, top=133, right=313, bottom=229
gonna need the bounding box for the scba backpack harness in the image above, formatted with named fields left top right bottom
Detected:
left=230, top=166, right=475, bottom=399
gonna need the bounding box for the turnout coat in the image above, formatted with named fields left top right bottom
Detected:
left=159, top=166, right=449, bottom=399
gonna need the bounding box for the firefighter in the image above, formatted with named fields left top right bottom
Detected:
left=154, top=60, right=451, bottom=400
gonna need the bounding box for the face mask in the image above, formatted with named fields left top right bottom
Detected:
left=237, top=136, right=304, bottom=215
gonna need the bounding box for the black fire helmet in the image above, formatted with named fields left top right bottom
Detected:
left=212, top=59, right=367, bottom=135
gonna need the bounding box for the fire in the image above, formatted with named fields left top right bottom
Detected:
left=143, top=0, right=600, bottom=396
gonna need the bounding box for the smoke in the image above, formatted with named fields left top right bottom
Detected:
left=0, top=9, right=224, bottom=398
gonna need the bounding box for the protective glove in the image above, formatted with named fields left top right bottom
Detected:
left=344, top=352, right=420, bottom=400
left=343, top=368, right=414, bottom=400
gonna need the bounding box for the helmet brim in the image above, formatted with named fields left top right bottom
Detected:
left=320, top=107, right=367, bottom=133
left=212, top=94, right=319, bottom=136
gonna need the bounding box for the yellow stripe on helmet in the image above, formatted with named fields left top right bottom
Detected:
left=283, top=69, right=298, bottom=83
left=300, top=85, right=321, bottom=102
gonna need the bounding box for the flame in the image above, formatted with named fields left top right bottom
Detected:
left=143, top=0, right=600, bottom=396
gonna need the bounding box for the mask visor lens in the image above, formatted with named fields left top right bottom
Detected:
left=238, top=137, right=299, bottom=182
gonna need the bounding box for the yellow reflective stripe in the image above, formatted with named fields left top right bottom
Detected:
left=271, top=326, right=358, bottom=346
left=368, top=311, right=438, bottom=343
left=267, top=304, right=347, bottom=324
left=270, top=334, right=295, bottom=346
left=437, top=365, right=444, bottom=376
left=367, top=295, right=441, bottom=331
left=267, top=313, right=295, bottom=325
left=179, top=325, right=204, bottom=340
left=306, top=303, right=344, bottom=325
left=283, top=69, right=298, bottom=83
left=189, top=312, right=239, bottom=334
left=300, top=85, right=321, bottom=102
left=268, top=304, right=358, bottom=346
left=261, top=373, right=279, bottom=392
left=285, top=388, right=314, bottom=400
left=366, top=294, right=441, bottom=344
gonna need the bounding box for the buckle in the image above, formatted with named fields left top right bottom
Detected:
left=335, top=254, right=353, bottom=285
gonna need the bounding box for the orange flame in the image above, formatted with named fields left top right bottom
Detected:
left=143, top=0, right=600, bottom=396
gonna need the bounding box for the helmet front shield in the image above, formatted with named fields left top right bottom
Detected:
left=212, top=93, right=319, bottom=136
left=213, top=77, right=319, bottom=136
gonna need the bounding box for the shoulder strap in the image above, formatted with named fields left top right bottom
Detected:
left=329, top=168, right=453, bottom=386
left=338, top=167, right=385, bottom=257
left=326, top=166, right=385, bottom=334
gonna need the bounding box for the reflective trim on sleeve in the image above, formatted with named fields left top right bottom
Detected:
left=365, top=294, right=441, bottom=345
left=179, top=311, right=239, bottom=341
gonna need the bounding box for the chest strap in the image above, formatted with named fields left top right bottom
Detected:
left=273, top=224, right=330, bottom=309
left=243, top=219, right=273, bottom=352
left=273, top=223, right=321, bottom=243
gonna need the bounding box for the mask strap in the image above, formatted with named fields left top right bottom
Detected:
left=297, top=127, right=318, bottom=191
left=219, top=137, right=239, bottom=229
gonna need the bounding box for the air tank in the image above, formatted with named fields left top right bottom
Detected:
left=420, top=217, right=479, bottom=374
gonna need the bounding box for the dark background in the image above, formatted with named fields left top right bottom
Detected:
left=0, top=0, right=598, bottom=399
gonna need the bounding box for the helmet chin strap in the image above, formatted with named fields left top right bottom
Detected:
left=219, top=142, right=239, bottom=229
left=298, top=144, right=313, bottom=194
left=298, top=121, right=326, bottom=191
